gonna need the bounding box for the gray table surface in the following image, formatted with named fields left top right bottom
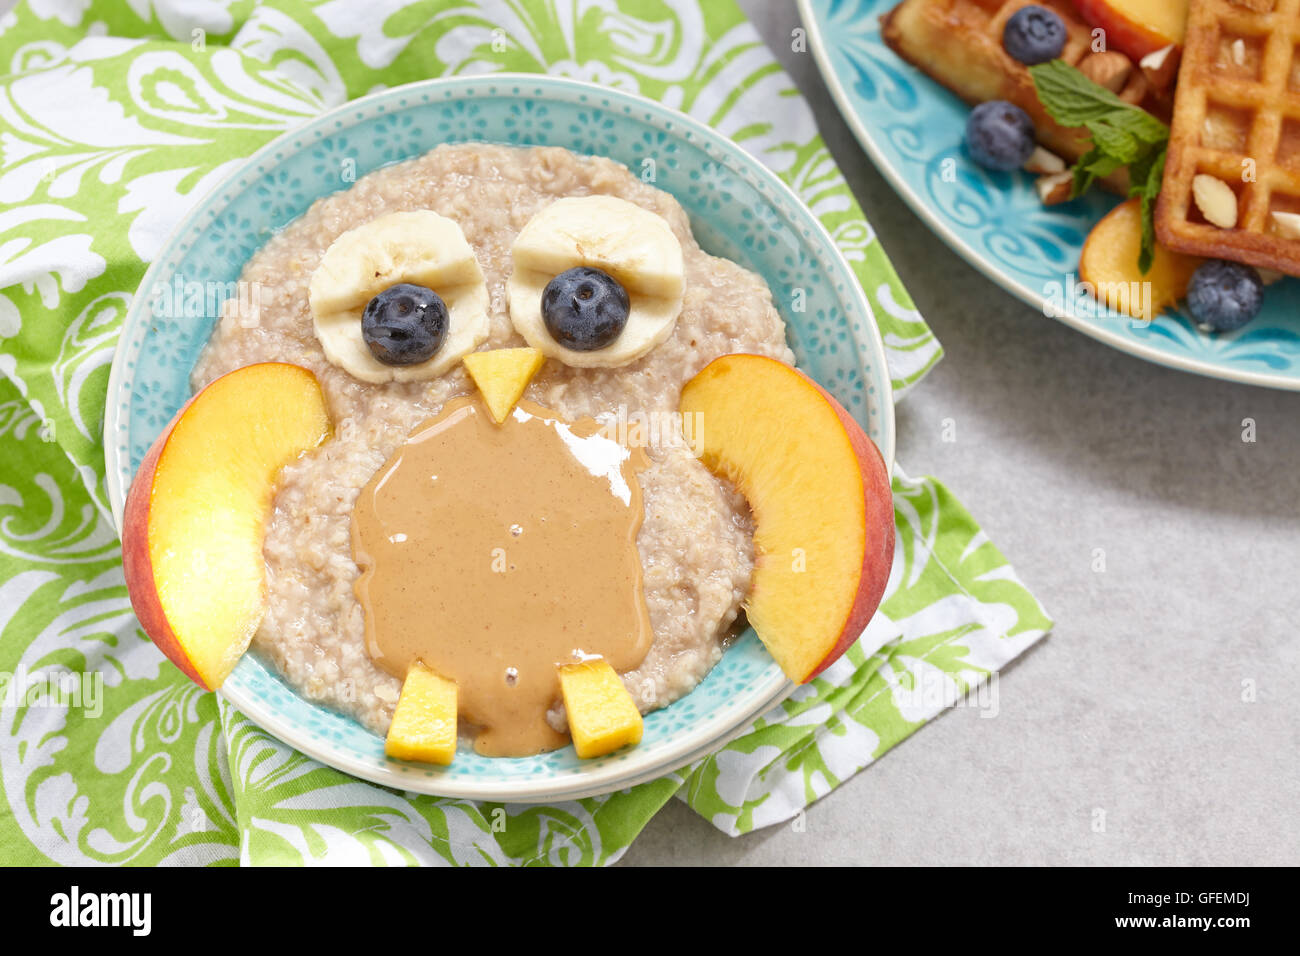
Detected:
left=9, top=0, right=1293, bottom=867
left=618, top=0, right=1300, bottom=866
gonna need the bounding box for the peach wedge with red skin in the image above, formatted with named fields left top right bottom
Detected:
left=122, top=362, right=331, bottom=691
left=1074, top=0, right=1187, bottom=63
left=679, top=354, right=894, bottom=684
left=1080, top=197, right=1202, bottom=321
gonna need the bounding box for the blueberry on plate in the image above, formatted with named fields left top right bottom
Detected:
left=541, top=266, right=630, bottom=351
left=362, top=283, right=449, bottom=365
left=1003, top=5, right=1067, bottom=65
left=1184, top=260, right=1264, bottom=332
left=966, top=100, right=1037, bottom=171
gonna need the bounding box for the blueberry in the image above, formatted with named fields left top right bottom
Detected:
left=1002, top=5, right=1067, bottom=65
left=541, top=266, right=630, bottom=351
left=966, top=100, right=1037, bottom=171
left=1185, top=260, right=1264, bottom=332
left=361, top=283, right=449, bottom=365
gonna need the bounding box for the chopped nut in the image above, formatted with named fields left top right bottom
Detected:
left=1078, top=51, right=1134, bottom=94
left=1192, top=174, right=1239, bottom=229
left=1269, top=210, right=1300, bottom=240
left=1035, top=171, right=1074, bottom=206
left=1024, top=146, right=1066, bottom=175
left=1257, top=268, right=1286, bottom=286
left=1139, top=44, right=1180, bottom=95
left=1231, top=38, right=1246, bottom=66
left=1117, top=70, right=1150, bottom=107
left=1140, top=44, right=1175, bottom=71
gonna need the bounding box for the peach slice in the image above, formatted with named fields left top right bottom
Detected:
left=679, top=354, right=894, bottom=684
left=1074, top=0, right=1187, bottom=63
left=122, top=362, right=331, bottom=690
left=1080, top=198, right=1202, bottom=321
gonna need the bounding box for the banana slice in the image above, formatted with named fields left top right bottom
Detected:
left=309, top=211, right=489, bottom=383
left=507, top=196, right=684, bottom=368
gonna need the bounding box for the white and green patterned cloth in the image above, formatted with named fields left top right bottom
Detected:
left=0, top=0, right=1052, bottom=865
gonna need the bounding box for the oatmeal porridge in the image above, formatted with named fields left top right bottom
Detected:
left=191, top=143, right=794, bottom=750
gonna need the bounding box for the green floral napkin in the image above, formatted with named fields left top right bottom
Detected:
left=0, top=0, right=1052, bottom=865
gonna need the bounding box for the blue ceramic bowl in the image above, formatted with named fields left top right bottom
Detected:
left=801, top=0, right=1300, bottom=389
left=104, top=75, right=895, bottom=801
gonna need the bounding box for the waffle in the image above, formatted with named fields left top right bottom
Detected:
left=1154, top=0, right=1300, bottom=276
left=881, top=0, right=1150, bottom=189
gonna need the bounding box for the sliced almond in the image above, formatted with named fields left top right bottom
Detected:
left=1024, top=146, right=1066, bottom=175
left=1140, top=44, right=1175, bottom=72
left=1078, top=51, right=1134, bottom=94
left=1035, top=171, right=1074, bottom=206
left=1139, top=44, right=1180, bottom=95
left=1192, top=174, right=1238, bottom=229
left=1269, top=210, right=1300, bottom=240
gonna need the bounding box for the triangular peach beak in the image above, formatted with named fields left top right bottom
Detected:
left=462, top=347, right=546, bottom=424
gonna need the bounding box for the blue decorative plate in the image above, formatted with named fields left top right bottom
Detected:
left=103, top=75, right=895, bottom=802
left=800, top=0, right=1300, bottom=389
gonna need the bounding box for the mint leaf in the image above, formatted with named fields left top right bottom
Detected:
left=1111, top=109, right=1169, bottom=146
left=1086, top=120, right=1140, bottom=165
left=1029, top=58, right=1170, bottom=275
left=1029, top=60, right=1168, bottom=142
left=1028, top=59, right=1131, bottom=125
left=1127, top=149, right=1159, bottom=201
left=1073, top=146, right=1124, bottom=196
left=1130, top=150, right=1167, bottom=274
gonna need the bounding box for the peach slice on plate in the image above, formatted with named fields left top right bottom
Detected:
left=122, top=362, right=331, bottom=691
left=1074, top=0, right=1187, bottom=63
left=1080, top=197, right=1203, bottom=321
left=679, top=354, right=894, bottom=684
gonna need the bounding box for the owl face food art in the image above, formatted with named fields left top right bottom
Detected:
left=123, top=143, right=895, bottom=766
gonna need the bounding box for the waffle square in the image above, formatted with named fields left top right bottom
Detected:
left=1154, top=0, right=1300, bottom=275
